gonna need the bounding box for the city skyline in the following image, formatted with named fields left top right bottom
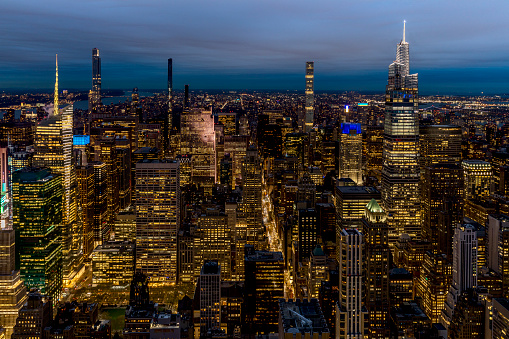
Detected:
left=1, top=0, right=509, bottom=94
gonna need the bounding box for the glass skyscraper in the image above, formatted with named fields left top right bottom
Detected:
left=382, top=22, right=421, bottom=244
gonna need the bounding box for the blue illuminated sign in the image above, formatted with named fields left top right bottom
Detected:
left=73, top=135, right=90, bottom=146
left=341, top=123, right=362, bottom=135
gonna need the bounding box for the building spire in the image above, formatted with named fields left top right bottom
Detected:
left=403, top=20, right=406, bottom=43
left=54, top=54, right=59, bottom=115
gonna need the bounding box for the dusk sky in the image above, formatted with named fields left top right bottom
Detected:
left=1, top=0, right=509, bottom=94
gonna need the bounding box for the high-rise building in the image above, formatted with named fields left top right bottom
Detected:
left=335, top=186, right=381, bottom=240
left=422, top=163, right=464, bottom=253
left=447, top=288, right=485, bottom=339
left=382, top=22, right=421, bottom=244
left=168, top=58, right=173, bottom=133
left=338, top=123, right=362, bottom=185
left=417, top=252, right=451, bottom=323
left=335, top=228, right=368, bottom=339
left=12, top=168, right=63, bottom=302
left=487, top=214, right=509, bottom=298
left=180, top=108, right=216, bottom=186
left=491, top=298, right=509, bottom=339
left=243, top=246, right=285, bottom=335
left=0, top=146, right=27, bottom=339
left=11, top=291, right=52, bottom=339
left=92, top=240, right=135, bottom=286
left=198, top=261, right=221, bottom=336
left=462, top=160, right=492, bottom=201
left=241, top=146, right=263, bottom=247
left=304, top=62, right=314, bottom=133
left=362, top=199, right=390, bottom=339
left=136, top=160, right=180, bottom=285
left=419, top=125, right=462, bottom=170
left=89, top=48, right=101, bottom=114
left=441, top=224, right=478, bottom=328
left=363, top=125, right=384, bottom=182
left=76, top=165, right=95, bottom=258
left=33, top=57, right=81, bottom=287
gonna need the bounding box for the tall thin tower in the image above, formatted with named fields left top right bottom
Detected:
left=33, top=56, right=81, bottom=288
left=382, top=22, right=420, bottom=244
left=54, top=54, right=58, bottom=114
left=89, top=48, right=101, bottom=113
left=304, top=61, right=314, bottom=133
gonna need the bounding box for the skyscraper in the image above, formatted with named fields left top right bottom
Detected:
left=33, top=57, right=82, bottom=288
left=198, top=261, right=221, bottom=336
left=168, top=58, right=173, bottom=130
left=241, top=146, right=263, bottom=247
left=441, top=224, right=478, bottom=328
left=362, top=199, right=390, bottom=339
left=12, top=168, right=63, bottom=302
left=336, top=228, right=368, bottom=338
left=461, top=160, right=492, bottom=201
left=304, top=61, right=314, bottom=133
left=89, top=48, right=101, bottom=114
left=0, top=146, right=27, bottom=339
left=338, top=123, right=363, bottom=185
left=135, top=160, right=180, bottom=285
left=382, top=22, right=420, bottom=244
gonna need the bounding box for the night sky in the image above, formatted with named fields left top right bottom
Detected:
left=1, top=0, right=509, bottom=94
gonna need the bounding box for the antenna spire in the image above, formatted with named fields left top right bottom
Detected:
left=403, top=20, right=406, bottom=43
left=54, top=54, right=59, bottom=115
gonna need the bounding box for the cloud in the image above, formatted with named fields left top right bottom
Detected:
left=1, top=0, right=509, bottom=92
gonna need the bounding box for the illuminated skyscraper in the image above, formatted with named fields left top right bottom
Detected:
left=33, top=57, right=81, bottom=287
left=180, top=108, right=216, bottom=187
left=12, top=168, right=63, bottom=302
left=441, top=224, right=478, bottom=328
left=338, top=123, right=363, bottom=185
left=461, top=160, right=492, bottom=201
left=198, top=261, right=221, bottom=336
left=243, top=246, right=284, bottom=334
left=168, top=58, right=173, bottom=130
left=135, top=160, right=180, bottom=285
left=382, top=22, right=420, bottom=244
left=89, top=48, right=101, bottom=113
left=0, top=147, right=27, bottom=339
left=241, top=146, right=263, bottom=247
left=362, top=199, right=390, bottom=339
left=335, top=228, right=368, bottom=338
left=305, top=61, right=314, bottom=133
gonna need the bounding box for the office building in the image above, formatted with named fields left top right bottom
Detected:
left=417, top=252, right=451, bottom=323
left=33, top=59, right=81, bottom=287
left=92, top=240, right=135, bottom=286
left=422, top=163, right=464, bottom=253
left=487, top=214, right=509, bottom=298
left=180, top=108, right=216, bottom=186
left=168, top=58, right=173, bottom=135
left=198, top=261, right=221, bottom=336
left=492, top=298, right=509, bottom=339
left=297, top=208, right=317, bottom=259
left=338, top=123, right=362, bottom=185
left=389, top=268, right=413, bottom=307
left=89, top=48, right=101, bottom=114
left=419, top=125, right=462, bottom=170
left=76, top=164, right=95, bottom=258
left=0, top=230, right=27, bottom=339
left=447, top=288, right=485, bottom=339
left=136, top=160, right=180, bottom=285
left=308, top=245, right=327, bottom=299
left=441, top=224, right=478, bottom=328
left=336, top=229, right=368, bottom=339
left=382, top=22, right=421, bottom=244
left=114, top=207, right=136, bottom=242
left=278, top=299, right=329, bottom=339
left=244, top=246, right=285, bottom=334
left=305, top=62, right=314, bottom=133
left=362, top=199, right=390, bottom=339
left=335, top=186, right=380, bottom=258
left=241, top=146, right=263, bottom=247
left=462, top=160, right=492, bottom=200
left=12, top=168, right=62, bottom=302
left=363, top=125, right=384, bottom=181
left=11, top=291, right=52, bottom=339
